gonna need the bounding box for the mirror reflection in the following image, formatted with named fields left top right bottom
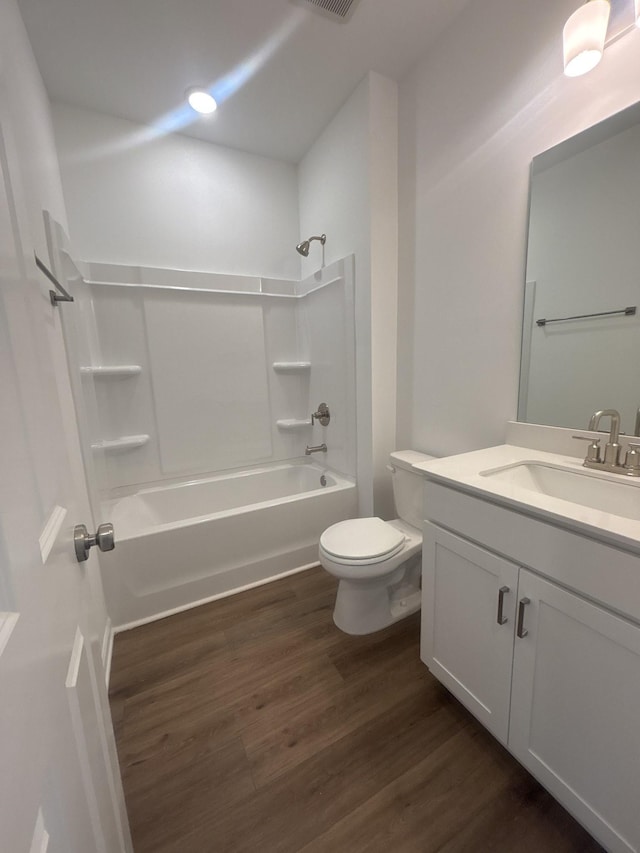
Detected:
left=518, top=101, right=640, bottom=433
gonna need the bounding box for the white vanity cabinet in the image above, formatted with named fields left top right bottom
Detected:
left=510, top=568, right=640, bottom=853
left=421, top=526, right=518, bottom=744
left=421, top=479, right=640, bottom=853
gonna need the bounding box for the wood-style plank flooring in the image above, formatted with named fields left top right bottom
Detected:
left=109, top=567, right=604, bottom=852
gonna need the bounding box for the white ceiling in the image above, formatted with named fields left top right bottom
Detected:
left=17, top=0, right=470, bottom=163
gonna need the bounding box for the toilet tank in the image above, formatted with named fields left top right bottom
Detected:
left=390, top=450, right=435, bottom=530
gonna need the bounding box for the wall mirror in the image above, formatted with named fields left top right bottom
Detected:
left=518, top=100, right=640, bottom=435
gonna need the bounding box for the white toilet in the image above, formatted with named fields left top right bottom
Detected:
left=319, top=450, right=434, bottom=635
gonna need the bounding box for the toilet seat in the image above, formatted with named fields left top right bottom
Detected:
left=320, top=517, right=406, bottom=565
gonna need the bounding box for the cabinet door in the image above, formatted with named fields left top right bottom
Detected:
left=421, top=524, right=519, bottom=744
left=510, top=569, right=640, bottom=853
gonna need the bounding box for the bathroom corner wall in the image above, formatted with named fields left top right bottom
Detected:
left=396, top=0, right=640, bottom=458
left=298, top=71, right=398, bottom=519
left=369, top=74, right=399, bottom=520
left=53, top=81, right=397, bottom=511
left=51, top=102, right=301, bottom=280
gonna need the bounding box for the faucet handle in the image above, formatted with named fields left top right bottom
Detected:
left=311, top=403, right=330, bottom=426
left=572, top=435, right=601, bottom=463
left=625, top=443, right=640, bottom=472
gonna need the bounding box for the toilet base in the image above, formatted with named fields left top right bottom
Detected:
left=332, top=553, right=421, bottom=635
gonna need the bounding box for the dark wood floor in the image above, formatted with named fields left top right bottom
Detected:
left=109, top=567, right=603, bottom=853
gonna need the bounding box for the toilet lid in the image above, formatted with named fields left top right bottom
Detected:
left=320, top=517, right=405, bottom=561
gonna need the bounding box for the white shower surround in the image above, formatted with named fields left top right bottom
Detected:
left=86, top=256, right=357, bottom=495
left=102, top=460, right=356, bottom=629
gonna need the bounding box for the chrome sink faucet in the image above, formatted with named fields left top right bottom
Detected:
left=588, top=409, right=621, bottom=466
left=573, top=409, right=640, bottom=476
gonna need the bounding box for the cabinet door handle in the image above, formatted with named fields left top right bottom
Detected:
left=517, top=597, right=531, bottom=638
left=496, top=585, right=510, bottom=625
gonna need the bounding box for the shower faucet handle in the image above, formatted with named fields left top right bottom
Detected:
left=311, top=403, right=330, bottom=426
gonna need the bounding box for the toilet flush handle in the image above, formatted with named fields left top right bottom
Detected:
left=386, top=464, right=396, bottom=473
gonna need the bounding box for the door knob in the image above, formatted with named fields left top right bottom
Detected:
left=74, top=522, right=115, bottom=563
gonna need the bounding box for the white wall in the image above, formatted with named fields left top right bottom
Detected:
left=51, top=102, right=301, bottom=279
left=369, top=74, right=399, bottom=518
left=397, top=0, right=640, bottom=457
left=2, top=6, right=67, bottom=245
left=298, top=72, right=398, bottom=518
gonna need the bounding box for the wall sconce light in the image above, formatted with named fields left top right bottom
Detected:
left=636, top=0, right=640, bottom=26
left=563, top=0, right=611, bottom=77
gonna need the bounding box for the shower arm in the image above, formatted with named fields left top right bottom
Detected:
left=296, top=233, right=327, bottom=258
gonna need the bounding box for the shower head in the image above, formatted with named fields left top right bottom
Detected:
left=296, top=233, right=326, bottom=257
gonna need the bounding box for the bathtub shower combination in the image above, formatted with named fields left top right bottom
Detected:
left=48, top=212, right=358, bottom=630
left=102, top=460, right=356, bottom=628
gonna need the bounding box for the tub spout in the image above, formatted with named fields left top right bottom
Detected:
left=305, top=443, right=327, bottom=455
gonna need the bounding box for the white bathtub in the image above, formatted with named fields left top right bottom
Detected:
left=101, top=460, right=357, bottom=629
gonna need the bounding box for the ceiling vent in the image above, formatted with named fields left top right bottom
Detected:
left=297, top=0, right=361, bottom=22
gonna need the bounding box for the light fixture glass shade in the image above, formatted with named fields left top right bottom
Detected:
left=563, top=0, right=610, bottom=77
left=635, top=0, right=640, bottom=28
left=187, top=90, right=218, bottom=115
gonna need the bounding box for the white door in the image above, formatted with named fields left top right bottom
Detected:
left=421, top=523, right=518, bottom=744
left=0, top=76, right=131, bottom=851
left=510, top=569, right=640, bottom=853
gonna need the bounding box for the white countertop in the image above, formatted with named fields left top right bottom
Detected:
left=413, top=444, right=640, bottom=554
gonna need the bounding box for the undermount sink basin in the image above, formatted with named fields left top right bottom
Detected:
left=479, top=461, right=640, bottom=521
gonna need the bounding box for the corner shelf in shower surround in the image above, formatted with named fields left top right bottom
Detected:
left=276, top=419, right=312, bottom=430
left=80, top=365, right=142, bottom=377
left=272, top=362, right=311, bottom=373
left=91, top=434, right=150, bottom=452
